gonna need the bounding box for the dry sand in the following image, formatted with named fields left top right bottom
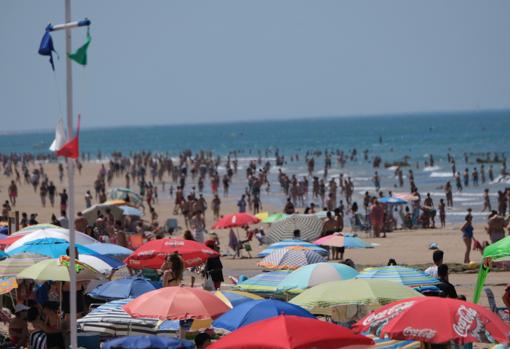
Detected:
left=1, top=161, right=509, bottom=310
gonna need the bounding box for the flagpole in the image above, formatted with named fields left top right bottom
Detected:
left=64, top=0, right=78, bottom=348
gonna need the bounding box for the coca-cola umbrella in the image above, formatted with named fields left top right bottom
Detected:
left=353, top=297, right=510, bottom=345
left=212, top=213, right=260, bottom=229
left=124, top=238, right=219, bottom=269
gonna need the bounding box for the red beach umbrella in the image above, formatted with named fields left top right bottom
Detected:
left=123, top=286, right=230, bottom=320
left=124, top=238, right=218, bottom=269
left=212, top=213, right=260, bottom=229
left=209, top=315, right=374, bottom=349
left=353, top=297, right=510, bottom=345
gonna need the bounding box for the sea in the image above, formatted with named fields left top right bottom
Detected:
left=1, top=111, right=509, bottom=223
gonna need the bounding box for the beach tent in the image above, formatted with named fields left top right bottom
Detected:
left=82, top=203, right=123, bottom=224
left=474, top=236, right=510, bottom=303
left=267, top=214, right=323, bottom=243
left=108, top=188, right=143, bottom=207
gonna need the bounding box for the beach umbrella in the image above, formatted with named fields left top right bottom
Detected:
left=85, top=242, right=133, bottom=258
left=255, top=212, right=269, bottom=221
left=213, top=299, right=315, bottom=332
left=356, top=265, right=439, bottom=287
left=267, top=214, right=323, bottom=243
left=314, top=233, right=374, bottom=249
left=257, top=239, right=328, bottom=257
left=290, top=279, right=423, bottom=309
left=209, top=315, right=374, bottom=349
left=365, top=333, right=419, bottom=349
left=6, top=227, right=97, bottom=252
left=212, top=213, right=260, bottom=229
left=0, top=253, right=49, bottom=277
left=108, top=187, right=143, bottom=207
left=103, top=336, right=194, bottom=349
left=7, top=238, right=123, bottom=271
left=214, top=290, right=263, bottom=308
left=120, top=205, right=142, bottom=217
left=124, top=286, right=230, bottom=320
left=276, top=262, right=359, bottom=294
left=393, top=193, right=419, bottom=202
left=88, top=276, right=157, bottom=300
left=77, top=299, right=180, bottom=336
left=234, top=271, right=291, bottom=294
left=353, top=297, right=510, bottom=345
left=124, top=238, right=218, bottom=269
left=82, top=203, right=123, bottom=224
left=17, top=257, right=103, bottom=282
left=378, top=196, right=408, bottom=205
left=12, top=223, right=62, bottom=235
left=262, top=213, right=289, bottom=224
left=78, top=254, right=124, bottom=274
left=257, top=246, right=326, bottom=270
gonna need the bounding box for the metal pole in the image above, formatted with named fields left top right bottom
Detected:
left=64, top=0, right=78, bottom=348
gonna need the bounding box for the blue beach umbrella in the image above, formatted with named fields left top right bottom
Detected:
left=257, top=239, right=328, bottom=257
left=103, top=336, right=194, bottom=349
left=378, top=196, right=407, bottom=205
left=86, top=242, right=133, bottom=258
left=356, top=265, right=439, bottom=287
left=88, top=276, right=158, bottom=300
left=7, top=238, right=123, bottom=270
left=276, top=262, right=358, bottom=293
left=120, top=205, right=143, bottom=217
left=213, top=299, right=314, bottom=332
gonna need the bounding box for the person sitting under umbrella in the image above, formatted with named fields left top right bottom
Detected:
left=161, top=252, right=184, bottom=287
left=436, top=264, right=458, bottom=299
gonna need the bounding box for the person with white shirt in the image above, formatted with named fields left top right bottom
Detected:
left=424, top=249, right=444, bottom=278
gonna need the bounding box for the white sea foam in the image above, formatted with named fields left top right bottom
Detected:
left=430, top=172, right=452, bottom=178
left=423, top=166, right=441, bottom=172
left=491, top=175, right=510, bottom=184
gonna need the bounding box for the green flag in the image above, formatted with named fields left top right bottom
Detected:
left=68, top=31, right=91, bottom=65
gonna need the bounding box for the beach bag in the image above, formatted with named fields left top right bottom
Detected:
left=202, top=273, right=214, bottom=291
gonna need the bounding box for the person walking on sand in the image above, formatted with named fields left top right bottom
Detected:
left=461, top=215, right=474, bottom=263
left=8, top=180, right=17, bottom=206
left=370, top=199, right=384, bottom=238
left=486, top=210, right=506, bottom=243
left=438, top=199, right=446, bottom=228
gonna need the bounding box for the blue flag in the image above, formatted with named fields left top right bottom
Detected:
left=38, top=27, right=57, bottom=70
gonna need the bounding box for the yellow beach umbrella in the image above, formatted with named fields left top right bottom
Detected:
left=255, top=212, right=269, bottom=221
left=214, top=290, right=263, bottom=308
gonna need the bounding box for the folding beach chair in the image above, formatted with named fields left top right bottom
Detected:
left=484, top=287, right=510, bottom=321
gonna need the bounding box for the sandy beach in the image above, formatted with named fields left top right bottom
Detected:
left=2, top=160, right=508, bottom=312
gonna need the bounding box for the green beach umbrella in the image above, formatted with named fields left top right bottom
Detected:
left=262, top=213, right=289, bottom=224
left=290, top=279, right=422, bottom=309
left=17, top=258, right=102, bottom=282
left=0, top=253, right=49, bottom=277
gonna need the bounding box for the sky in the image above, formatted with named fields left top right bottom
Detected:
left=1, top=1, right=510, bottom=131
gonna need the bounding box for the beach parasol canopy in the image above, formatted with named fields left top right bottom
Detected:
left=0, top=253, right=49, bottom=277
left=88, top=276, right=157, bottom=300
left=85, top=242, right=133, bottom=259
left=6, top=227, right=97, bottom=252
left=213, top=299, right=315, bottom=332
left=214, top=290, right=263, bottom=308
left=120, top=205, right=143, bottom=217
left=258, top=246, right=326, bottom=270
left=276, top=262, right=358, bottom=294
left=353, top=297, right=510, bottom=345
left=234, top=270, right=291, bottom=295
left=290, top=279, right=423, bottom=309
left=108, top=187, right=143, bottom=207
left=77, top=299, right=181, bottom=337
left=267, top=214, right=323, bottom=243
left=123, top=286, right=230, bottom=320
left=262, top=213, right=289, bottom=224
left=82, top=203, right=123, bottom=224
left=17, top=257, right=103, bottom=282
left=393, top=193, right=419, bottom=202
left=124, top=238, right=218, bottom=269
left=356, top=265, right=439, bottom=287
left=257, top=239, right=328, bottom=257
left=212, top=213, right=260, bottom=229
left=474, top=236, right=510, bottom=302
left=255, top=212, right=269, bottom=221
left=378, top=196, right=408, bottom=205
left=314, top=233, right=374, bottom=249
left=209, top=315, right=374, bottom=349
left=103, top=336, right=194, bottom=349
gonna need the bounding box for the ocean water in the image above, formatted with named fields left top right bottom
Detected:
left=1, top=111, right=509, bottom=223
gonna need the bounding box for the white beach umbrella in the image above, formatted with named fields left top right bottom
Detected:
left=6, top=227, right=98, bottom=252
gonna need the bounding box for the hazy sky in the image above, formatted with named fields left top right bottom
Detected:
left=1, top=1, right=510, bottom=131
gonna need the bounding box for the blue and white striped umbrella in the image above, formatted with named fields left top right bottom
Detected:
left=258, top=247, right=326, bottom=270
left=356, top=266, right=439, bottom=287
left=257, top=240, right=328, bottom=257
left=235, top=271, right=291, bottom=294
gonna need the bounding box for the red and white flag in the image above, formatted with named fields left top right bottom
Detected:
left=49, top=115, right=80, bottom=159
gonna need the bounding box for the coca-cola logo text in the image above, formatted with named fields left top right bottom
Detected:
left=453, top=305, right=478, bottom=338
left=362, top=301, right=416, bottom=326
left=403, top=327, right=437, bottom=340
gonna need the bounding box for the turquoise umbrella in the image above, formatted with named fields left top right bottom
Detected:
left=276, top=262, right=358, bottom=294
left=356, top=266, right=439, bottom=287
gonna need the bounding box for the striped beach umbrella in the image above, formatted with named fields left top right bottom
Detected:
left=276, top=262, right=358, bottom=294
left=356, top=266, right=439, bottom=287
left=267, top=214, right=323, bottom=243
left=6, top=227, right=98, bottom=252
left=257, top=239, right=328, bottom=257
left=0, top=253, right=49, bottom=277
left=314, top=233, right=374, bottom=249
left=257, top=247, right=326, bottom=270
left=235, top=271, right=291, bottom=294
left=77, top=299, right=180, bottom=336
